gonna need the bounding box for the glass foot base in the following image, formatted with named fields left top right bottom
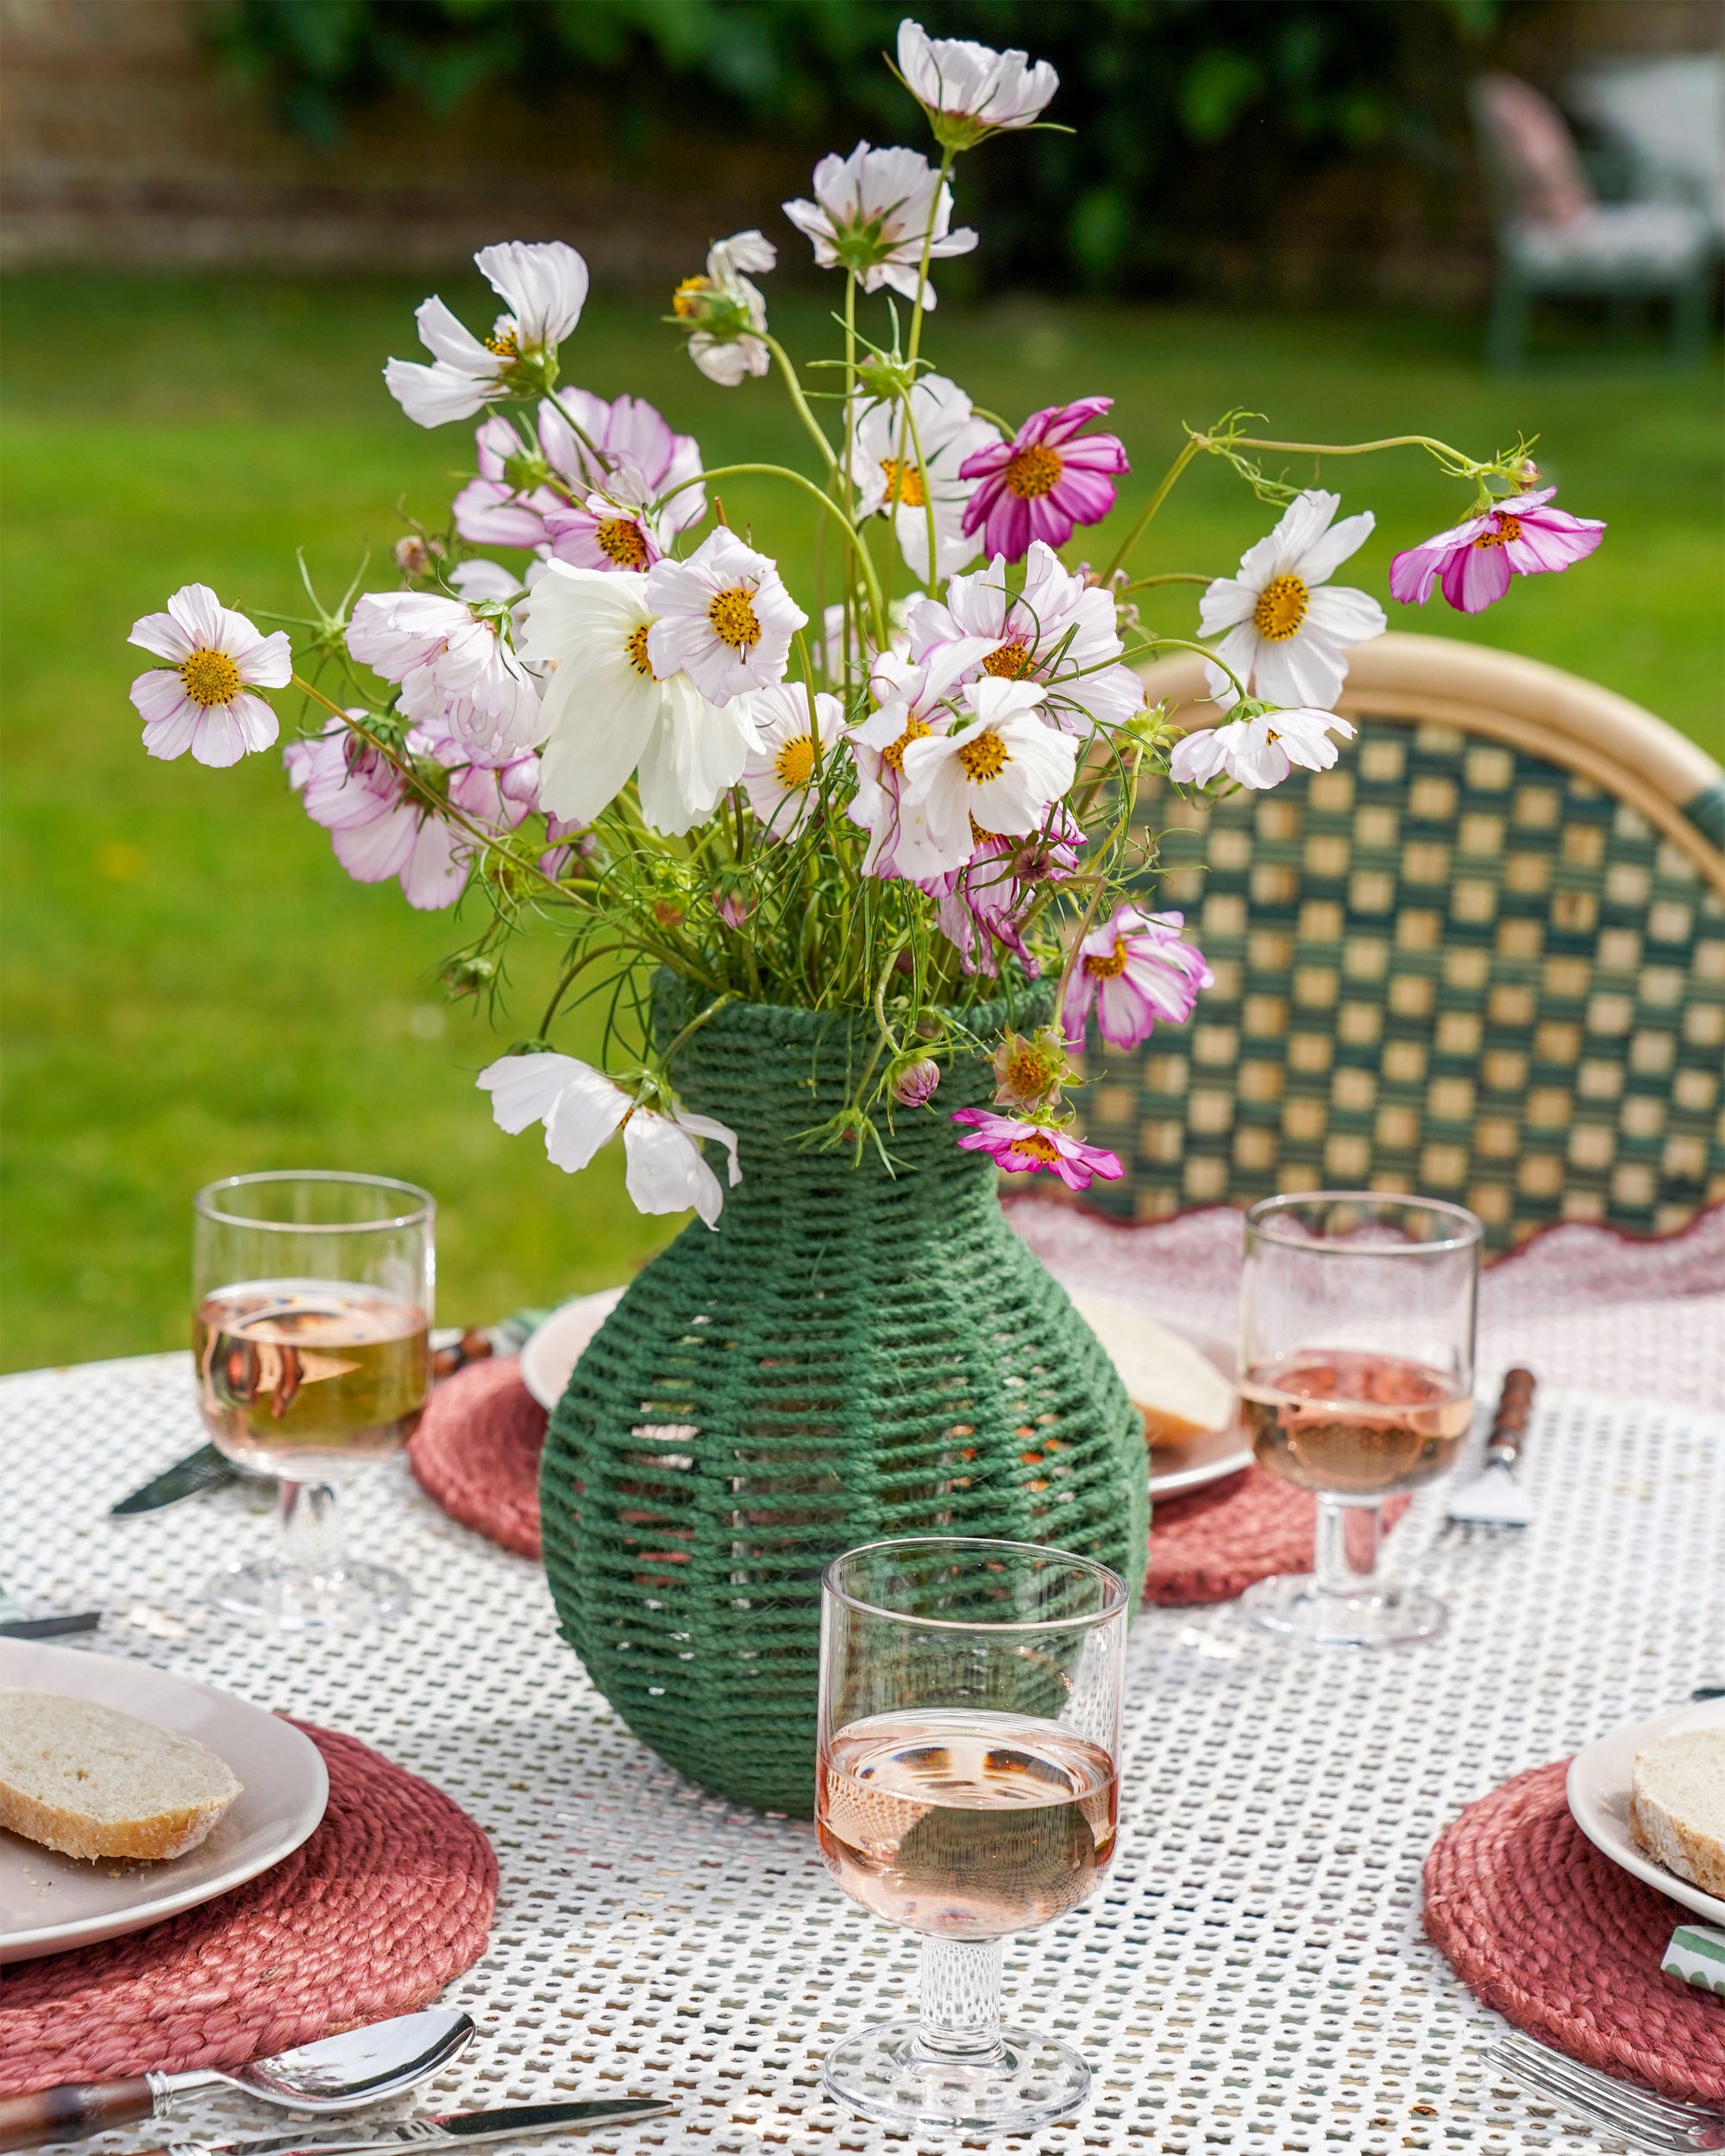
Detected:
left=205, top=1558, right=411, bottom=1633
left=822, top=2020, right=1089, bottom=2134
left=1242, top=1570, right=1446, bottom=1647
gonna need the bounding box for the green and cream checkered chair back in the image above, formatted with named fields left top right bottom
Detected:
left=1082, top=633, right=1725, bottom=1252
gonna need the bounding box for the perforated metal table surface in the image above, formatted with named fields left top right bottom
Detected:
left=3, top=1343, right=1720, bottom=2156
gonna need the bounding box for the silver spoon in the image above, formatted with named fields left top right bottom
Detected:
left=0, top=2008, right=476, bottom=2151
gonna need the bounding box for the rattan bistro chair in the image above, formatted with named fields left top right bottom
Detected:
left=1080, top=633, right=1725, bottom=1253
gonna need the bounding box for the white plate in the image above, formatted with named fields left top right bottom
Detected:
left=0, top=1640, right=329, bottom=1963
left=524, top=1291, right=1253, bottom=1497
left=1566, top=1696, right=1725, bottom=1926
left=519, top=1288, right=627, bottom=1411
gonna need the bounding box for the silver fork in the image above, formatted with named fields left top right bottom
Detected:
left=1488, top=2033, right=1725, bottom=2151
left=1445, top=1367, right=1535, bottom=1532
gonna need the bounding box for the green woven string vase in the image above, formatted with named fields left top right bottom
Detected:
left=538, top=979, right=1147, bottom=1815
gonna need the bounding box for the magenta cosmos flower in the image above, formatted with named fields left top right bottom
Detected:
left=1062, top=905, right=1212, bottom=1051
left=951, top=1107, right=1122, bottom=1191
left=958, top=398, right=1128, bottom=563
left=1389, top=486, right=1604, bottom=615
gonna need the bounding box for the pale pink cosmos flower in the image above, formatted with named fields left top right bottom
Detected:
left=950, top=1108, right=1122, bottom=1191
left=935, top=809, right=1084, bottom=978
left=347, top=590, right=542, bottom=755
left=674, top=230, right=777, bottom=386
left=896, top=20, right=1058, bottom=147
left=1062, top=905, right=1213, bottom=1050
left=385, top=241, right=589, bottom=428
left=906, top=541, right=1145, bottom=733
left=846, top=637, right=999, bottom=875
left=1389, top=486, right=1604, bottom=615
left=644, top=528, right=807, bottom=705
left=783, top=143, right=976, bottom=309
left=958, top=398, right=1128, bottom=564
left=285, top=718, right=537, bottom=911
left=895, top=675, right=1079, bottom=881
left=129, top=584, right=292, bottom=768
left=1169, top=704, right=1356, bottom=792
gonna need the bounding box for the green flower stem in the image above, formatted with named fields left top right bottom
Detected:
left=1102, top=436, right=1204, bottom=580
left=899, top=388, right=943, bottom=599
left=1119, top=572, right=1217, bottom=593
left=764, top=335, right=838, bottom=472
left=906, top=143, right=956, bottom=368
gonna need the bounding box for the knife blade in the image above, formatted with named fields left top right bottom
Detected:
left=145, top=2100, right=674, bottom=2156
left=109, top=1444, right=245, bottom=1518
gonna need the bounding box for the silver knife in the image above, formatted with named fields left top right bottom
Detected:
left=110, top=1443, right=245, bottom=1518
left=147, top=2101, right=674, bottom=2156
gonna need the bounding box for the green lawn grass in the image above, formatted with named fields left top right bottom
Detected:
left=3, top=272, right=1720, bottom=1369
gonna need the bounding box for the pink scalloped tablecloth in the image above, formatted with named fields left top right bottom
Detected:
left=1007, top=1197, right=1725, bottom=1411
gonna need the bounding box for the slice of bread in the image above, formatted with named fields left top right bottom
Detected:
left=0, top=1690, right=242, bottom=1862
left=1067, top=1288, right=1237, bottom=1446
left=1628, top=1726, right=1725, bottom=1900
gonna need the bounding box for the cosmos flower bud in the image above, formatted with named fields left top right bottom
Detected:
left=393, top=534, right=442, bottom=578
left=891, top=1057, right=942, bottom=1109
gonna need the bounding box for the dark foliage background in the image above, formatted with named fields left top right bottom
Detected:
left=207, top=0, right=1540, bottom=296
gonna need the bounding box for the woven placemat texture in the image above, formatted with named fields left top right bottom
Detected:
left=1146, top=1465, right=1408, bottom=1604
left=1423, top=1758, right=1725, bottom=2105
left=0, top=1722, right=497, bottom=2090
left=410, top=1357, right=545, bottom=1560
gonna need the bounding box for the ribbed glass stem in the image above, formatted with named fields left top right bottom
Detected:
left=1314, top=1495, right=1382, bottom=1598
left=913, top=1938, right=1005, bottom=2065
left=278, top=1479, right=342, bottom=1576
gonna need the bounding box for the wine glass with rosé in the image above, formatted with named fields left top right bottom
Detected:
left=816, top=1537, right=1128, bottom=2135
left=193, top=1171, right=434, bottom=1633
left=1239, top=1192, right=1483, bottom=1647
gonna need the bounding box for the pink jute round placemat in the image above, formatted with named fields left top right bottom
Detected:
left=1423, top=1758, right=1725, bottom=2105
left=410, top=1357, right=546, bottom=1560
left=411, top=1360, right=1401, bottom=1608
left=0, top=1722, right=498, bottom=2091
left=1146, top=1465, right=1407, bottom=1605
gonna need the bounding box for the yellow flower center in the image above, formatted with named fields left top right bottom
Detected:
left=597, top=517, right=650, bottom=569
left=1082, top=937, right=1130, bottom=979
left=773, top=735, right=816, bottom=788
left=957, top=730, right=1010, bottom=782
left=1016, top=1131, right=1062, bottom=1164
left=879, top=456, right=926, bottom=508
left=179, top=648, right=242, bottom=707
left=1474, top=514, right=1522, bottom=550
left=707, top=587, right=762, bottom=650
left=1252, top=573, right=1309, bottom=642
left=1002, top=1048, right=1045, bottom=1095
left=671, top=277, right=711, bottom=319
left=982, top=640, right=1033, bottom=679
left=881, top=714, right=932, bottom=774
left=1003, top=444, right=1064, bottom=499
left=625, top=624, right=654, bottom=676
left=484, top=328, right=519, bottom=359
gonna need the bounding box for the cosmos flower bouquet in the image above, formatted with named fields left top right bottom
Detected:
left=126, top=19, right=1603, bottom=1231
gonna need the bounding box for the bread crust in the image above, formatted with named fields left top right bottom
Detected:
left=0, top=1783, right=229, bottom=1862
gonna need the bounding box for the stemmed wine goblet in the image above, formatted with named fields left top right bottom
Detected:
left=816, top=1536, right=1128, bottom=2134
left=1239, top=1191, right=1483, bottom=1647
left=193, top=1170, right=434, bottom=1633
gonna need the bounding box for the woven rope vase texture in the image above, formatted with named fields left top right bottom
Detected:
left=540, top=980, right=1148, bottom=1815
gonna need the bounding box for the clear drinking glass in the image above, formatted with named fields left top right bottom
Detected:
left=816, top=1536, right=1129, bottom=2134
left=1239, top=1191, right=1482, bottom=1648
left=192, top=1171, right=435, bottom=1633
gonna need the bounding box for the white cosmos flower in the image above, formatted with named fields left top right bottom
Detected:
left=644, top=529, right=807, bottom=705
left=1201, top=489, right=1386, bottom=710
left=128, top=584, right=292, bottom=768
left=1169, top=704, right=1357, bottom=792
left=905, top=540, right=1145, bottom=733
left=783, top=143, right=976, bottom=309
left=737, top=681, right=845, bottom=839
left=515, top=563, right=758, bottom=836
left=849, top=376, right=1002, bottom=581
left=346, top=590, right=542, bottom=755
left=385, top=241, right=589, bottom=428
left=896, top=20, right=1058, bottom=147
left=895, top=675, right=1079, bottom=878
left=447, top=558, right=527, bottom=604
left=478, top=1052, right=741, bottom=1229
left=847, top=637, right=1000, bottom=875
left=674, top=230, right=776, bottom=386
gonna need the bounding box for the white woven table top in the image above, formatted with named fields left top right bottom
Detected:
left=3, top=1332, right=1722, bottom=2156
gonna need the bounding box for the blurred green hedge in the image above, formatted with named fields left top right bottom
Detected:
left=209, top=0, right=1521, bottom=292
